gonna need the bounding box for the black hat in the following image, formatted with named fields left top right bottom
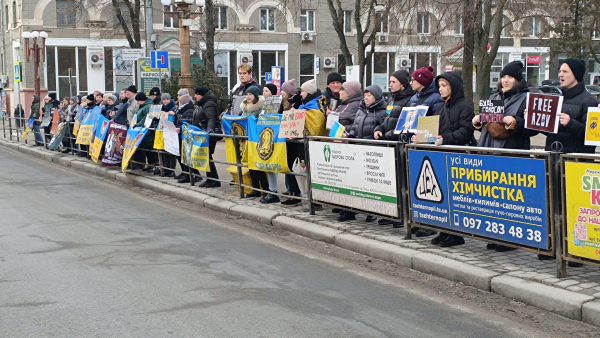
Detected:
left=149, top=87, right=160, bottom=96
left=195, top=86, right=209, bottom=96
left=134, top=92, right=147, bottom=101
left=126, top=85, right=137, bottom=93
left=561, top=58, right=586, bottom=82
left=500, top=61, right=524, bottom=82
left=327, top=72, right=344, bottom=85
left=86, top=94, right=94, bottom=102
left=391, top=69, right=410, bottom=88
left=265, top=83, right=278, bottom=96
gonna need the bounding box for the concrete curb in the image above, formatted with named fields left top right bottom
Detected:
left=1, top=137, right=599, bottom=327
left=491, top=275, right=594, bottom=320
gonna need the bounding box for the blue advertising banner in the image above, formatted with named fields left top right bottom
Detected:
left=408, top=149, right=549, bottom=249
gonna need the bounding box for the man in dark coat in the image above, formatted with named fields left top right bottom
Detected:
left=227, top=63, right=258, bottom=115
left=193, top=86, right=221, bottom=188
left=323, top=72, right=343, bottom=107
left=544, top=58, right=599, bottom=154
left=113, top=90, right=130, bottom=125
left=374, top=69, right=415, bottom=141
left=30, top=95, right=44, bottom=146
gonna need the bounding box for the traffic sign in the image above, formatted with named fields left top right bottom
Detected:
left=14, top=62, right=21, bottom=83
left=151, top=50, right=169, bottom=69
left=265, top=72, right=272, bottom=82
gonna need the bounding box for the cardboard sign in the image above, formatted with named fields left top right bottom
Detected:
left=525, top=93, right=563, bottom=133
left=416, top=116, right=440, bottom=143
left=478, top=100, right=505, bottom=123
left=395, top=105, right=429, bottom=134
left=585, top=108, right=600, bottom=146
left=278, top=109, right=306, bottom=138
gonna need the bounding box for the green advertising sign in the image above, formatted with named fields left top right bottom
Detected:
left=138, top=58, right=169, bottom=94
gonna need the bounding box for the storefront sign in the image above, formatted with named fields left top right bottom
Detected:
left=310, top=141, right=398, bottom=217
left=527, top=55, right=541, bottom=64
left=565, top=162, right=600, bottom=261
left=138, top=58, right=169, bottom=95
left=408, top=149, right=549, bottom=249
left=525, top=93, right=563, bottom=133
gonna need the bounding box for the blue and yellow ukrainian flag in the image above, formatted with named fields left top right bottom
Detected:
left=329, top=121, right=346, bottom=138
left=76, top=107, right=102, bottom=145
left=121, top=126, right=149, bottom=172
left=247, top=114, right=289, bottom=172
left=222, top=114, right=249, bottom=164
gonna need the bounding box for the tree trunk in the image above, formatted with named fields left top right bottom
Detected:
left=203, top=0, right=216, bottom=72
left=462, top=0, right=475, bottom=105
left=326, top=0, right=353, bottom=67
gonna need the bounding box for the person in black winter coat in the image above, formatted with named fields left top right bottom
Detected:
left=426, top=72, right=474, bottom=248
left=374, top=70, right=415, bottom=141
left=323, top=72, right=344, bottom=107
left=193, top=86, right=221, bottom=188
left=541, top=58, right=599, bottom=154
left=113, top=92, right=130, bottom=125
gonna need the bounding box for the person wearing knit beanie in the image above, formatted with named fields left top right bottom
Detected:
left=301, top=79, right=318, bottom=95
left=86, top=93, right=94, bottom=102
left=500, top=61, right=523, bottom=82
left=391, top=70, right=410, bottom=89
left=264, top=83, right=278, bottom=96
left=134, top=92, right=147, bottom=102
left=161, top=93, right=171, bottom=101
left=364, top=85, right=383, bottom=101
left=561, top=58, right=586, bottom=84
left=177, top=88, right=189, bottom=96
left=281, top=79, right=297, bottom=95
left=107, top=94, right=117, bottom=103
left=178, top=94, right=191, bottom=105
left=195, top=86, right=209, bottom=96
left=149, top=87, right=161, bottom=97
left=126, top=85, right=137, bottom=93
left=327, top=72, right=344, bottom=85
left=244, top=85, right=261, bottom=100
left=411, top=66, right=435, bottom=90
left=341, top=81, right=361, bottom=98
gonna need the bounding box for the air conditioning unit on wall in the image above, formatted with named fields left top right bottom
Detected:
left=239, top=52, right=253, bottom=66
left=396, top=57, right=411, bottom=69
left=301, top=32, right=313, bottom=42
left=89, top=47, right=104, bottom=67
left=418, top=34, right=429, bottom=43
left=377, top=35, right=388, bottom=43
left=323, top=57, right=336, bottom=69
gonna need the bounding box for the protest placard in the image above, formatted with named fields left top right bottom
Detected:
left=261, top=96, right=283, bottom=115
left=163, top=119, right=180, bottom=156
left=478, top=100, right=505, bottom=123
left=525, top=93, right=562, bottom=133
left=278, top=109, right=306, bottom=138
left=395, top=105, right=428, bottom=134
left=144, top=105, right=162, bottom=128
left=416, top=116, right=440, bottom=143
left=585, top=108, right=600, bottom=146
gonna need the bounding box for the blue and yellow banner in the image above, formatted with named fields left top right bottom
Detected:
left=90, top=115, right=110, bottom=163
left=48, top=122, right=68, bottom=151
left=247, top=114, right=289, bottom=172
left=76, top=107, right=101, bottom=145
left=21, top=118, right=35, bottom=139
left=121, top=126, right=149, bottom=172
left=181, top=122, right=210, bottom=172
left=222, top=114, right=248, bottom=164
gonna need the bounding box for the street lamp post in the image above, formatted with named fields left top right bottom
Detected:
left=162, top=0, right=205, bottom=93
left=22, top=30, right=48, bottom=99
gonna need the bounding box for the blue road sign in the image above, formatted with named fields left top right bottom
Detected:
left=151, top=50, right=169, bottom=69
left=14, top=62, right=21, bottom=83
left=265, top=72, right=272, bottom=82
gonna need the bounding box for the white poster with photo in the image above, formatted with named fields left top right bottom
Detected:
left=163, top=119, right=180, bottom=156
left=214, top=52, right=229, bottom=78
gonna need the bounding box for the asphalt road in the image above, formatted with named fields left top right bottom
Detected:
left=0, top=147, right=572, bottom=337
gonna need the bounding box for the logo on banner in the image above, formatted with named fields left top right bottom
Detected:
left=257, top=127, right=275, bottom=160
left=415, top=156, right=444, bottom=203
left=324, top=144, right=331, bottom=162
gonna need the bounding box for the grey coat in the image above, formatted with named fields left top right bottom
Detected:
left=334, top=91, right=363, bottom=130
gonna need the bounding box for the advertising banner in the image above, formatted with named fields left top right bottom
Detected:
left=565, top=161, right=600, bottom=261
left=309, top=141, right=398, bottom=217
left=247, top=115, right=289, bottom=172
left=101, top=122, right=128, bottom=166
left=525, top=93, right=563, bottom=133
left=585, top=108, right=600, bottom=146
left=89, top=115, right=110, bottom=163
left=222, top=114, right=249, bottom=164
left=408, top=149, right=550, bottom=249
left=121, top=126, right=149, bottom=172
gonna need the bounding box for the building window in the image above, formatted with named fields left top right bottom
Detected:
left=417, top=12, right=430, bottom=34
left=214, top=6, right=227, bottom=30
left=11, top=1, right=16, bottom=29
left=249, top=50, right=285, bottom=85
left=260, top=8, right=275, bottom=31
left=163, top=5, right=179, bottom=29
left=57, top=0, right=76, bottom=26
left=343, top=10, right=352, bottom=33
left=115, top=4, right=131, bottom=28
left=5, top=5, right=8, bottom=31
left=300, top=53, right=315, bottom=85
left=375, top=13, right=388, bottom=33
left=301, top=10, right=315, bottom=32
left=529, top=17, right=541, bottom=37
left=337, top=53, right=353, bottom=81
left=455, top=17, right=463, bottom=35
